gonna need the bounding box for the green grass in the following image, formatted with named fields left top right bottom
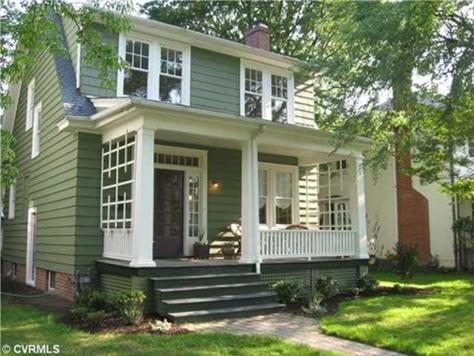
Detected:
left=1, top=303, right=332, bottom=356
left=321, top=272, right=474, bottom=356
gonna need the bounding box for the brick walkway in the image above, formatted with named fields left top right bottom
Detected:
left=183, top=313, right=404, bottom=356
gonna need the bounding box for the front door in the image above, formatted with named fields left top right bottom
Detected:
left=154, top=169, right=184, bottom=257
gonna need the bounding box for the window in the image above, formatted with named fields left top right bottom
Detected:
left=118, top=34, right=190, bottom=105
left=188, top=175, right=200, bottom=238
left=244, top=68, right=263, bottom=118
left=11, top=263, right=17, bottom=279
left=317, top=160, right=351, bottom=230
left=31, top=102, right=42, bottom=158
left=259, top=170, right=267, bottom=224
left=241, top=62, right=293, bottom=122
left=259, top=164, right=297, bottom=228
left=271, top=75, right=288, bottom=123
left=160, top=47, right=183, bottom=104
left=101, top=134, right=135, bottom=230
left=8, top=183, right=16, bottom=219
left=47, top=271, right=56, bottom=291
left=275, top=171, right=293, bottom=225
left=26, top=79, right=35, bottom=131
left=124, top=40, right=149, bottom=98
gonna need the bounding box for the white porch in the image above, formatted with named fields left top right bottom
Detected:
left=64, top=98, right=369, bottom=267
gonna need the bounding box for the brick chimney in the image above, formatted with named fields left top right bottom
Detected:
left=244, top=21, right=270, bottom=51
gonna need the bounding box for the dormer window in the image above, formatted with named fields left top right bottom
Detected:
left=241, top=61, right=294, bottom=123
left=118, top=34, right=190, bottom=105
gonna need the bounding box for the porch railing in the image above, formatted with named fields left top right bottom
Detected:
left=260, top=229, right=357, bottom=260
left=103, top=229, right=133, bottom=261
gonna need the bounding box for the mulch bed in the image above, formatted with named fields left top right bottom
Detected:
left=287, top=285, right=438, bottom=316
left=61, top=313, right=190, bottom=335
left=2, top=278, right=189, bottom=336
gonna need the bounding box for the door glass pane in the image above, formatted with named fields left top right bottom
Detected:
left=188, top=175, right=200, bottom=238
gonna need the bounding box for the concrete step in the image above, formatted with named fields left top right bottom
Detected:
left=158, top=291, right=278, bottom=313
left=167, top=303, right=285, bottom=323
left=151, top=272, right=259, bottom=288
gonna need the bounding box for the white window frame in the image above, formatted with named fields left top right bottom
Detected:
left=47, top=270, right=56, bottom=291
left=258, top=162, right=299, bottom=229
left=26, top=206, right=37, bottom=287
left=26, top=78, right=35, bottom=131
left=240, top=60, right=294, bottom=123
left=8, top=182, right=16, bottom=220
left=117, top=33, right=191, bottom=106
left=31, top=102, right=42, bottom=159
left=154, top=145, right=208, bottom=255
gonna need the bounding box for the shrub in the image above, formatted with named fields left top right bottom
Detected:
left=71, top=307, right=108, bottom=326
left=314, top=276, right=338, bottom=300
left=113, top=290, right=146, bottom=325
left=356, top=274, right=379, bottom=292
left=424, top=254, right=440, bottom=271
left=392, top=283, right=403, bottom=293
left=75, top=288, right=108, bottom=311
left=385, top=243, right=419, bottom=280
left=272, top=280, right=300, bottom=305
left=301, top=291, right=328, bottom=317
left=149, top=319, right=172, bottom=333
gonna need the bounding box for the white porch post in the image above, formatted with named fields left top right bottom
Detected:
left=355, top=156, right=369, bottom=259
left=130, top=127, right=156, bottom=267
left=240, top=138, right=260, bottom=264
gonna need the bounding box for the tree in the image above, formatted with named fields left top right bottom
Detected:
left=0, top=0, right=134, bottom=188
left=142, top=0, right=323, bottom=61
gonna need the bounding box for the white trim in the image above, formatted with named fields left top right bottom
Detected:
left=31, top=101, right=42, bottom=159
left=117, top=32, right=191, bottom=106
left=26, top=206, right=37, bottom=287
left=76, top=42, right=82, bottom=89
left=258, top=162, right=299, bottom=229
left=240, top=60, right=295, bottom=123
left=355, top=156, right=369, bottom=258
left=8, top=182, right=16, bottom=220
left=154, top=145, right=208, bottom=255
left=47, top=270, right=56, bottom=291
left=26, top=79, right=35, bottom=131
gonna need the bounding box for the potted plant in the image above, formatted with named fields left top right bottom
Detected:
left=193, top=232, right=210, bottom=259
left=221, top=242, right=236, bottom=259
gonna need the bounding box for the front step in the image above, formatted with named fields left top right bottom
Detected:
left=167, top=303, right=285, bottom=323
left=159, top=292, right=278, bottom=313
left=152, top=269, right=284, bottom=322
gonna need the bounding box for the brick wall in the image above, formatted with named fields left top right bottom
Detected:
left=396, top=158, right=431, bottom=261
left=2, top=261, right=75, bottom=301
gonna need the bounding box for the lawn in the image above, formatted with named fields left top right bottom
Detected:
left=1, top=303, right=332, bottom=356
left=321, top=272, right=474, bottom=356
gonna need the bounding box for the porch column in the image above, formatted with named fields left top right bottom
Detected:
left=240, top=138, right=260, bottom=264
left=130, top=127, right=156, bottom=267
left=355, top=156, right=369, bottom=259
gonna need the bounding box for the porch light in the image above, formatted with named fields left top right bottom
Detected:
left=211, top=180, right=220, bottom=189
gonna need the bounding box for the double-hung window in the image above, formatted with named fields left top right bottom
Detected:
left=32, top=102, right=42, bottom=159
left=26, top=79, right=35, bottom=131
left=259, top=164, right=297, bottom=228
left=244, top=68, right=263, bottom=118
left=118, top=34, right=190, bottom=105
left=241, top=62, right=293, bottom=123
left=124, top=40, right=149, bottom=98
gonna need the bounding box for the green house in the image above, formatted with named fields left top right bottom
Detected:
left=2, top=13, right=369, bottom=322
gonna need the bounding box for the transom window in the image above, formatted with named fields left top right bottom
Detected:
left=124, top=40, right=149, bottom=98
left=259, top=164, right=297, bottom=228
left=118, top=34, right=190, bottom=105
left=317, top=160, right=351, bottom=230
left=241, top=62, right=294, bottom=123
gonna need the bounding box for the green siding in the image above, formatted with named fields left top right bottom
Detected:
left=100, top=274, right=131, bottom=295
left=3, top=50, right=79, bottom=275
left=75, top=133, right=103, bottom=269
left=80, top=25, right=118, bottom=97
left=190, top=47, right=240, bottom=115
left=62, top=17, right=79, bottom=73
